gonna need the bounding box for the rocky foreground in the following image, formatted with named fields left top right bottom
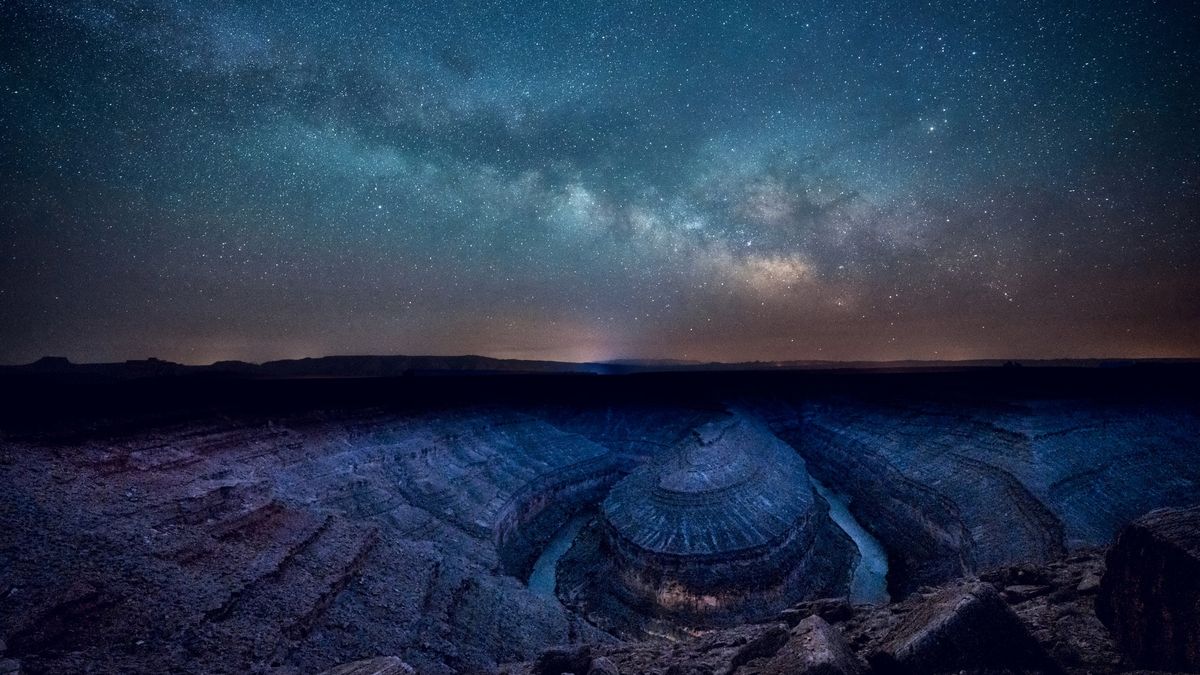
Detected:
left=314, top=507, right=1200, bottom=675
left=502, top=507, right=1200, bottom=674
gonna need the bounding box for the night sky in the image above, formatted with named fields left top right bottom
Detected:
left=2, top=1, right=1198, bottom=364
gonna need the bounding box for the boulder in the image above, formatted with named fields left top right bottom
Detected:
left=868, top=581, right=1060, bottom=674
left=565, top=623, right=789, bottom=675
left=1097, top=505, right=1200, bottom=671
left=315, top=657, right=415, bottom=675
left=1076, top=573, right=1101, bottom=595
left=980, top=562, right=1050, bottom=588
left=761, top=615, right=863, bottom=675
left=1001, top=583, right=1051, bottom=602
left=532, top=644, right=593, bottom=675
left=722, top=623, right=790, bottom=674
left=781, top=597, right=855, bottom=626
left=587, top=656, right=620, bottom=675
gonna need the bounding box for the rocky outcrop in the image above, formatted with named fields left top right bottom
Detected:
left=867, top=582, right=1059, bottom=674
left=507, top=623, right=793, bottom=675
left=530, top=644, right=594, bottom=675
left=1097, top=505, right=1200, bottom=671
left=525, top=549, right=1129, bottom=675
left=760, top=615, right=863, bottom=674
left=316, top=656, right=416, bottom=675
left=587, top=656, right=619, bottom=675
left=981, top=551, right=1120, bottom=670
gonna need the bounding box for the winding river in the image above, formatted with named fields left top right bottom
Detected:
left=810, top=477, right=891, bottom=604
left=527, top=513, right=591, bottom=598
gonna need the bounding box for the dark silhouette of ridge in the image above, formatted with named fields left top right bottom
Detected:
left=8, top=354, right=1198, bottom=380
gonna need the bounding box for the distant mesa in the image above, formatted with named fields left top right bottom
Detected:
left=29, top=356, right=73, bottom=369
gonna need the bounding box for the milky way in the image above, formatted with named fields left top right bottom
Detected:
left=1, top=1, right=1197, bottom=364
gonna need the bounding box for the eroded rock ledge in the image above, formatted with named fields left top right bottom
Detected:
left=1097, top=505, right=1200, bottom=671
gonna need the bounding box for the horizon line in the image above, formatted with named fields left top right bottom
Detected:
left=8, top=353, right=1200, bottom=369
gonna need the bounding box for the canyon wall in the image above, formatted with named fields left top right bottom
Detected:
left=761, top=397, right=1200, bottom=595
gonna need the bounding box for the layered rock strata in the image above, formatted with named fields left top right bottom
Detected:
left=762, top=397, right=1200, bottom=595
left=562, top=416, right=856, bottom=633
left=0, top=409, right=623, bottom=674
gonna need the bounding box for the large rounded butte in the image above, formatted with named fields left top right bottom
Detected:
left=589, top=416, right=855, bottom=629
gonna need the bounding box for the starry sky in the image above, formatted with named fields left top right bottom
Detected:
left=1, top=1, right=1198, bottom=364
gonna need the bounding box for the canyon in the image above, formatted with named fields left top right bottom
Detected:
left=0, top=363, right=1196, bottom=673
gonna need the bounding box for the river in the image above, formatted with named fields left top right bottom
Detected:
left=527, top=513, right=591, bottom=598
left=809, top=477, right=890, bottom=604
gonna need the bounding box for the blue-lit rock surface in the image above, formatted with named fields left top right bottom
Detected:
left=1, top=366, right=1198, bottom=674
left=604, top=417, right=816, bottom=556
left=559, top=416, right=857, bottom=635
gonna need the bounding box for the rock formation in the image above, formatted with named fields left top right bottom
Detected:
left=760, top=615, right=864, bottom=675
left=509, top=547, right=1128, bottom=675
left=866, top=582, right=1058, bottom=673
left=593, top=416, right=854, bottom=628
left=1097, top=505, right=1200, bottom=671
left=762, top=396, right=1200, bottom=595
left=316, top=656, right=416, bottom=675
